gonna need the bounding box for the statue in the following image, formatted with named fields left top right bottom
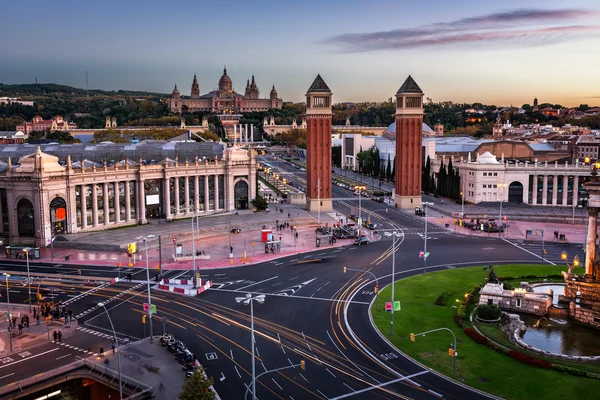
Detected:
left=483, top=264, right=499, bottom=284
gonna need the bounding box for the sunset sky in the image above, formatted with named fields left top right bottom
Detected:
left=3, top=0, right=600, bottom=106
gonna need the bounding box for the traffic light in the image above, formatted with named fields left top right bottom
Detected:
left=343, top=266, right=347, bottom=274
left=561, top=251, right=567, bottom=261
left=449, top=347, right=455, bottom=357
left=172, top=238, right=176, bottom=243
left=410, top=333, right=415, bottom=342
left=300, top=360, right=305, bottom=370
left=142, top=315, right=147, bottom=324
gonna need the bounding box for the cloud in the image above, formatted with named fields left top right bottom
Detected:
left=323, top=8, right=600, bottom=52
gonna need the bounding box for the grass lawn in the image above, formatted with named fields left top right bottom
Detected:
left=372, top=264, right=600, bottom=400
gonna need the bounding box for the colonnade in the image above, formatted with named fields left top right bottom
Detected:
left=232, top=124, right=254, bottom=143
left=531, top=174, right=579, bottom=206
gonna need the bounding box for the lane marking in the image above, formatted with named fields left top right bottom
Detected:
left=272, top=378, right=283, bottom=390
left=230, top=350, right=234, bottom=360
left=235, top=366, right=242, bottom=379
left=0, top=348, right=60, bottom=369
left=299, top=373, right=309, bottom=383
left=317, top=389, right=329, bottom=399
left=343, top=382, right=355, bottom=392
left=429, top=389, right=443, bottom=397
left=209, top=288, right=370, bottom=305
left=56, top=353, right=72, bottom=360
left=0, top=373, right=15, bottom=380
left=235, top=276, right=279, bottom=291
left=326, top=367, right=336, bottom=378
left=501, top=238, right=557, bottom=265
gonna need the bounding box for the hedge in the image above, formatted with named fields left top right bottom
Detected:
left=507, top=350, right=553, bottom=369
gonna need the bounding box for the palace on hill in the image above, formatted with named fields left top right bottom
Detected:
left=168, top=68, right=282, bottom=114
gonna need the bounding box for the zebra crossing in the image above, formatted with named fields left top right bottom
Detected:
left=50, top=339, right=98, bottom=356
left=77, top=324, right=140, bottom=342
left=74, top=282, right=146, bottom=319
left=64, top=281, right=111, bottom=307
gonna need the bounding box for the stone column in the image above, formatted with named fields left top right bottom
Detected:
left=532, top=175, right=538, bottom=205
left=584, top=208, right=597, bottom=281
left=91, top=184, right=98, bottom=227
left=0, top=194, right=3, bottom=234
left=551, top=175, right=558, bottom=205
left=114, top=182, right=121, bottom=223
left=184, top=176, right=190, bottom=214
left=562, top=175, right=569, bottom=205
left=251, top=125, right=254, bottom=142
left=194, top=176, right=199, bottom=212
left=204, top=175, right=209, bottom=211
left=138, top=179, right=146, bottom=223
left=233, top=124, right=237, bottom=143
left=163, top=178, right=171, bottom=219
left=542, top=175, right=548, bottom=205
left=81, top=185, right=88, bottom=228
left=245, top=124, right=248, bottom=142
left=174, top=177, right=180, bottom=214
left=103, top=182, right=110, bottom=225
left=573, top=176, right=579, bottom=206
left=214, top=174, right=220, bottom=210
left=125, top=181, right=131, bottom=222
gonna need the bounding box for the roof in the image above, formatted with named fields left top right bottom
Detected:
left=307, top=74, right=331, bottom=93
left=385, top=122, right=434, bottom=133
left=396, top=75, right=423, bottom=94
left=529, top=143, right=556, bottom=152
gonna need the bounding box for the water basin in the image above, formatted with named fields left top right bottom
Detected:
left=531, top=283, right=565, bottom=305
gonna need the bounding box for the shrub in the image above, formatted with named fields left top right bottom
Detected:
left=503, top=281, right=513, bottom=290
left=552, top=364, right=591, bottom=378
left=507, top=350, right=552, bottom=369
left=434, top=292, right=452, bottom=306
left=464, top=327, right=489, bottom=345
left=251, top=195, right=268, bottom=210
left=477, top=304, right=502, bottom=320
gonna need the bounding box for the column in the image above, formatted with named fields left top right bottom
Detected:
left=532, top=175, right=538, bottom=205
left=562, top=176, right=569, bottom=205
left=214, top=174, right=220, bottom=210
left=233, top=124, right=237, bottom=143
left=584, top=208, right=597, bottom=280
left=551, top=175, right=558, bottom=205
left=245, top=124, right=248, bottom=142
left=194, top=176, right=199, bottom=212
left=103, top=182, right=110, bottom=225
left=204, top=175, right=209, bottom=211
left=163, top=178, right=171, bottom=218
left=0, top=194, right=3, bottom=234
left=81, top=185, right=88, bottom=229
left=138, top=179, right=146, bottom=222
left=114, top=182, right=121, bottom=223
left=125, top=181, right=131, bottom=221
left=91, top=184, right=98, bottom=226
left=251, top=125, right=254, bottom=142
left=184, top=176, right=190, bottom=213
left=573, top=176, right=579, bottom=206
left=542, top=175, right=548, bottom=205
left=174, top=177, right=180, bottom=214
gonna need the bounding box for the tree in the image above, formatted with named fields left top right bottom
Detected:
left=385, top=154, right=392, bottom=181
left=251, top=194, right=268, bottom=211
left=422, top=156, right=431, bottom=193
left=356, top=150, right=373, bottom=174
left=331, top=145, right=342, bottom=167
left=179, top=367, right=215, bottom=400
left=391, top=156, right=396, bottom=182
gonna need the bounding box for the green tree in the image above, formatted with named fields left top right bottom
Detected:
left=391, top=156, right=396, bottom=182
left=422, top=156, right=431, bottom=193
left=252, top=194, right=268, bottom=211
left=179, top=367, right=215, bottom=400
left=385, top=154, right=392, bottom=181
left=46, top=130, right=80, bottom=143
left=331, top=145, right=342, bottom=167
left=356, top=150, right=373, bottom=174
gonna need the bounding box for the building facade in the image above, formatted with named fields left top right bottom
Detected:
left=17, top=115, right=77, bottom=134
left=0, top=142, right=256, bottom=247
left=168, top=68, right=282, bottom=114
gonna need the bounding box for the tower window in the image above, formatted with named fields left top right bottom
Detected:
left=405, top=97, right=422, bottom=108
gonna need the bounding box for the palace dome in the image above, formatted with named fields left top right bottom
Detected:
left=218, top=67, right=233, bottom=93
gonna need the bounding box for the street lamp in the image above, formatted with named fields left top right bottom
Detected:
left=136, top=235, right=156, bottom=341
left=98, top=302, right=122, bottom=400
left=498, top=183, right=507, bottom=229
left=3, top=273, right=12, bottom=352
left=390, top=231, right=402, bottom=335
left=460, top=183, right=465, bottom=219
left=422, top=202, right=433, bottom=275
left=235, top=293, right=265, bottom=400
left=23, top=247, right=33, bottom=312
left=355, top=185, right=366, bottom=237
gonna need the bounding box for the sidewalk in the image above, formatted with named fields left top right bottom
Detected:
left=0, top=304, right=78, bottom=357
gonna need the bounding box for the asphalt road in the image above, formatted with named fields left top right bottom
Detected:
left=0, top=155, right=586, bottom=399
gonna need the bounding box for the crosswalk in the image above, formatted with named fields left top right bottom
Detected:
left=74, top=282, right=145, bottom=319
left=51, top=339, right=98, bottom=356
left=77, top=324, right=139, bottom=341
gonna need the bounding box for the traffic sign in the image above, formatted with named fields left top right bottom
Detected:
left=385, top=302, right=392, bottom=312
left=143, top=303, right=157, bottom=314
left=424, top=252, right=430, bottom=259
left=419, top=251, right=424, bottom=258
left=143, top=303, right=149, bottom=312
left=393, top=301, right=401, bottom=311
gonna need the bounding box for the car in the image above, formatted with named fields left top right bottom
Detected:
left=354, top=236, right=370, bottom=246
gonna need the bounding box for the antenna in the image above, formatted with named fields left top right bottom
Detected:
left=35, top=76, right=38, bottom=84
left=86, top=70, right=89, bottom=99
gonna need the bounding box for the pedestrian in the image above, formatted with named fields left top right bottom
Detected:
left=58, top=331, right=62, bottom=343
left=53, top=331, right=58, bottom=342
left=36, top=314, right=40, bottom=326
left=68, top=309, right=73, bottom=321
left=18, top=323, right=22, bottom=335
left=111, top=341, right=116, bottom=353
left=288, top=213, right=291, bottom=218
left=33, top=308, right=37, bottom=320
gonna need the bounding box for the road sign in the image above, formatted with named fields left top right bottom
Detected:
left=143, top=303, right=156, bottom=314
left=127, top=243, right=137, bottom=254
left=385, top=302, right=392, bottom=312
left=393, top=301, right=401, bottom=311
left=419, top=251, right=424, bottom=258
left=143, top=303, right=149, bottom=312
left=424, top=252, right=430, bottom=259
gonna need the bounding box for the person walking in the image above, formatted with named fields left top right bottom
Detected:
left=68, top=309, right=73, bottom=322
left=58, top=331, right=62, bottom=343
left=18, top=323, right=22, bottom=335
left=53, top=331, right=58, bottom=342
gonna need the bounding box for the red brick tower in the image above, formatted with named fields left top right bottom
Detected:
left=305, top=74, right=333, bottom=212
left=394, top=76, right=424, bottom=208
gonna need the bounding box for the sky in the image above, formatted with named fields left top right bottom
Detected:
left=2, top=0, right=600, bottom=107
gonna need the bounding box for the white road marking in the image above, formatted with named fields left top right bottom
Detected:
left=501, top=238, right=556, bottom=265
left=343, top=382, right=355, bottom=392
left=289, top=259, right=298, bottom=262
left=324, top=281, right=331, bottom=286
left=272, top=378, right=283, bottom=390
left=272, top=282, right=282, bottom=287
left=261, top=361, right=267, bottom=372
left=317, top=389, right=329, bottom=399
left=0, top=348, right=60, bottom=369
left=256, top=347, right=260, bottom=357
left=326, top=367, right=336, bottom=377
left=209, top=288, right=370, bottom=305
left=235, top=366, right=242, bottom=378
left=56, top=353, right=72, bottom=360
left=288, top=358, right=294, bottom=367
left=299, top=373, right=309, bottom=383
left=288, top=276, right=298, bottom=281
left=0, top=373, right=15, bottom=380
left=428, top=389, right=443, bottom=397
left=236, top=276, right=279, bottom=291
left=230, top=350, right=234, bottom=360
left=220, top=372, right=226, bottom=382
left=281, top=345, right=286, bottom=354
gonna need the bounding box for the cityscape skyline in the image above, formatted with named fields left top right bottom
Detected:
left=2, top=0, right=600, bottom=107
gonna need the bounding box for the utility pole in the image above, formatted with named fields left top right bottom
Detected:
left=317, top=178, right=321, bottom=225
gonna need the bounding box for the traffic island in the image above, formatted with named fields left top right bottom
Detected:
left=370, top=264, right=600, bottom=400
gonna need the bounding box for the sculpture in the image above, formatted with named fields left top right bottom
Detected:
left=484, top=264, right=499, bottom=284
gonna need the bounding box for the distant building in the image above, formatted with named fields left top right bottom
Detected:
left=0, top=97, right=34, bottom=107
left=0, top=131, right=27, bottom=144
left=168, top=68, right=282, bottom=113
left=576, top=135, right=600, bottom=161
left=16, top=115, right=77, bottom=134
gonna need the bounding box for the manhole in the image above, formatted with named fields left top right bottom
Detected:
left=420, top=352, right=433, bottom=357
left=124, top=354, right=141, bottom=361
left=479, top=377, right=490, bottom=383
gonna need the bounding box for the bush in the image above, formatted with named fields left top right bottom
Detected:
left=503, top=281, right=513, bottom=290
left=507, top=350, right=552, bottom=369
left=434, top=292, right=452, bottom=306
left=477, top=304, right=502, bottom=320
left=552, top=364, right=592, bottom=378
left=464, top=327, right=489, bottom=345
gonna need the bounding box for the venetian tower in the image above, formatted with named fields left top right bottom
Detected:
left=305, top=74, right=333, bottom=212
left=394, top=76, right=424, bottom=209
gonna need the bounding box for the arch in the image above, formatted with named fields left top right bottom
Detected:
left=50, top=197, right=67, bottom=234
left=234, top=180, right=249, bottom=210
left=17, top=199, right=35, bottom=237
left=508, top=181, right=524, bottom=204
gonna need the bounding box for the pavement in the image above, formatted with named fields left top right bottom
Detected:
left=0, top=304, right=78, bottom=357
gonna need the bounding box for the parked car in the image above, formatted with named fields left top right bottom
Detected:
left=354, top=236, right=370, bottom=246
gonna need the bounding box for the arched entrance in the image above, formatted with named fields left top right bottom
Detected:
left=234, top=180, right=249, bottom=210
left=50, top=197, right=67, bottom=234
left=508, top=182, right=524, bottom=204
left=17, top=199, right=35, bottom=237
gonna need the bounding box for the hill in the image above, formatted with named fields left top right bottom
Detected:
left=0, top=83, right=169, bottom=99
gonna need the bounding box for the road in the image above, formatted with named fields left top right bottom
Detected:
left=0, top=155, right=585, bottom=399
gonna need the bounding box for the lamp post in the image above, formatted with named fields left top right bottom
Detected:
left=235, top=293, right=265, bottom=400
left=355, top=185, right=366, bottom=237
left=23, top=247, right=33, bottom=313
left=498, top=183, right=507, bottom=228
left=460, top=183, right=465, bottom=219
left=3, top=273, right=12, bottom=352
left=423, top=202, right=433, bottom=275
left=137, top=235, right=156, bottom=341
left=98, top=302, right=122, bottom=400
left=390, top=231, right=401, bottom=335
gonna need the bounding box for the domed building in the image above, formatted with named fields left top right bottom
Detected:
left=168, top=67, right=282, bottom=114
